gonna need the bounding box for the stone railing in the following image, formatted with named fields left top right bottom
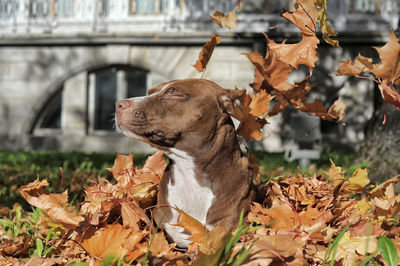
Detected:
left=0, top=0, right=398, bottom=35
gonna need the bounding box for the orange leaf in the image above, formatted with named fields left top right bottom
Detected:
left=107, top=153, right=135, bottom=187
left=174, top=209, right=228, bottom=255
left=371, top=31, right=400, bottom=85
left=327, top=98, right=346, bottom=122
left=210, top=9, right=237, bottom=30
left=193, top=31, right=221, bottom=72
left=248, top=90, right=273, bottom=117
left=299, top=98, right=346, bottom=122
left=136, top=151, right=167, bottom=184
left=81, top=223, right=146, bottom=260
left=19, top=178, right=84, bottom=229
left=334, top=53, right=373, bottom=76
left=378, top=82, right=400, bottom=111
left=120, top=199, right=152, bottom=230
left=243, top=50, right=294, bottom=92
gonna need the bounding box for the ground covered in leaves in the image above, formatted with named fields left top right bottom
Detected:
left=1, top=152, right=399, bottom=265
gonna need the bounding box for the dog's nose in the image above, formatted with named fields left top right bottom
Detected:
left=116, top=100, right=132, bottom=112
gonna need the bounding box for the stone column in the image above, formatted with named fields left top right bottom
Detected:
left=61, top=71, right=87, bottom=135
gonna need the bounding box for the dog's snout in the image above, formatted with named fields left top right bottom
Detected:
left=116, top=100, right=132, bottom=112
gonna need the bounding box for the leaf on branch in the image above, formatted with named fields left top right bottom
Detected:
left=277, top=3, right=320, bottom=74
left=371, top=31, right=400, bottom=86
left=334, top=31, right=400, bottom=111
left=210, top=9, right=237, bottom=30
left=334, top=54, right=373, bottom=76
left=243, top=90, right=273, bottom=117
left=193, top=31, right=221, bottom=72
left=299, top=98, right=346, bottom=122
left=312, top=0, right=340, bottom=46
left=243, top=50, right=294, bottom=92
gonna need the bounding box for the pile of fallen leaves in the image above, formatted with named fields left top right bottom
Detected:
left=1, top=152, right=399, bottom=265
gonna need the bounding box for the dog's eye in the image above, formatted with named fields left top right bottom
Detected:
left=162, top=88, right=189, bottom=100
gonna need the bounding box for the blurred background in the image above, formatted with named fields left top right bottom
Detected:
left=0, top=0, right=399, bottom=189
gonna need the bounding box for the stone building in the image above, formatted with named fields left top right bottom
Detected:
left=0, top=0, right=398, bottom=154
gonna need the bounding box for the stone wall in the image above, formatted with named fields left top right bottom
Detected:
left=0, top=44, right=255, bottom=153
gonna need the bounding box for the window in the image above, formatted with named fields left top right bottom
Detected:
left=129, top=0, right=183, bottom=15
left=89, top=66, right=148, bottom=132
left=32, top=65, right=148, bottom=135
left=35, top=87, right=63, bottom=130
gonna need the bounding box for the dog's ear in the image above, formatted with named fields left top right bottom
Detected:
left=218, top=88, right=246, bottom=115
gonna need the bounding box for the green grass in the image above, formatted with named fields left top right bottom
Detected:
left=0, top=148, right=363, bottom=209
left=0, top=150, right=149, bottom=209
left=252, top=148, right=367, bottom=181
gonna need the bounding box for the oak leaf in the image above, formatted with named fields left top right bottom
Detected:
left=193, top=31, right=221, bottom=72
left=210, top=9, right=237, bottom=30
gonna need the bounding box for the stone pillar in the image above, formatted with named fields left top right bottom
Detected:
left=61, top=71, right=87, bottom=135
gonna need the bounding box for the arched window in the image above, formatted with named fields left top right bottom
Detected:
left=32, top=86, right=63, bottom=135
left=88, top=66, right=148, bottom=131
left=32, top=65, right=148, bottom=135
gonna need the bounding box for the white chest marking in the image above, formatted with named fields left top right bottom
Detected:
left=163, top=148, right=215, bottom=245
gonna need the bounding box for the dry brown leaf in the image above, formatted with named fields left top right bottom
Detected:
left=371, top=31, right=400, bottom=85
left=138, top=151, right=167, bottom=184
left=241, top=234, right=307, bottom=265
left=19, top=178, right=84, bottom=229
left=174, top=209, right=228, bottom=255
left=268, top=0, right=320, bottom=74
left=121, top=199, right=152, bottom=230
left=210, top=9, right=237, bottom=30
left=343, top=168, right=370, bottom=193
left=334, top=31, right=400, bottom=111
left=299, top=98, right=346, bottom=121
left=107, top=153, right=135, bottom=187
left=368, top=175, right=400, bottom=198
left=247, top=90, right=272, bottom=117
left=378, top=82, right=400, bottom=111
left=193, top=31, right=221, bottom=72
left=334, top=53, right=373, bottom=76
left=325, top=159, right=345, bottom=188
left=248, top=202, right=299, bottom=231
left=312, top=0, right=339, bottom=46
left=81, top=223, right=146, bottom=261
left=244, top=50, right=294, bottom=92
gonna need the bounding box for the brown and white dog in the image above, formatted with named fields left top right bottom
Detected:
left=115, top=79, right=255, bottom=246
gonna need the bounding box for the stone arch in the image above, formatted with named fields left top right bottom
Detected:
left=25, top=60, right=167, bottom=134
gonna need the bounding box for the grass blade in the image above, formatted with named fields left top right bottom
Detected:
left=378, top=236, right=399, bottom=266
left=329, top=224, right=350, bottom=266
left=359, top=250, right=378, bottom=266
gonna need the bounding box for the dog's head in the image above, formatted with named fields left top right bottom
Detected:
left=115, top=78, right=244, bottom=151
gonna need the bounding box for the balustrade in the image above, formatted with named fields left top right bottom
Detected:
left=0, top=0, right=398, bottom=35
